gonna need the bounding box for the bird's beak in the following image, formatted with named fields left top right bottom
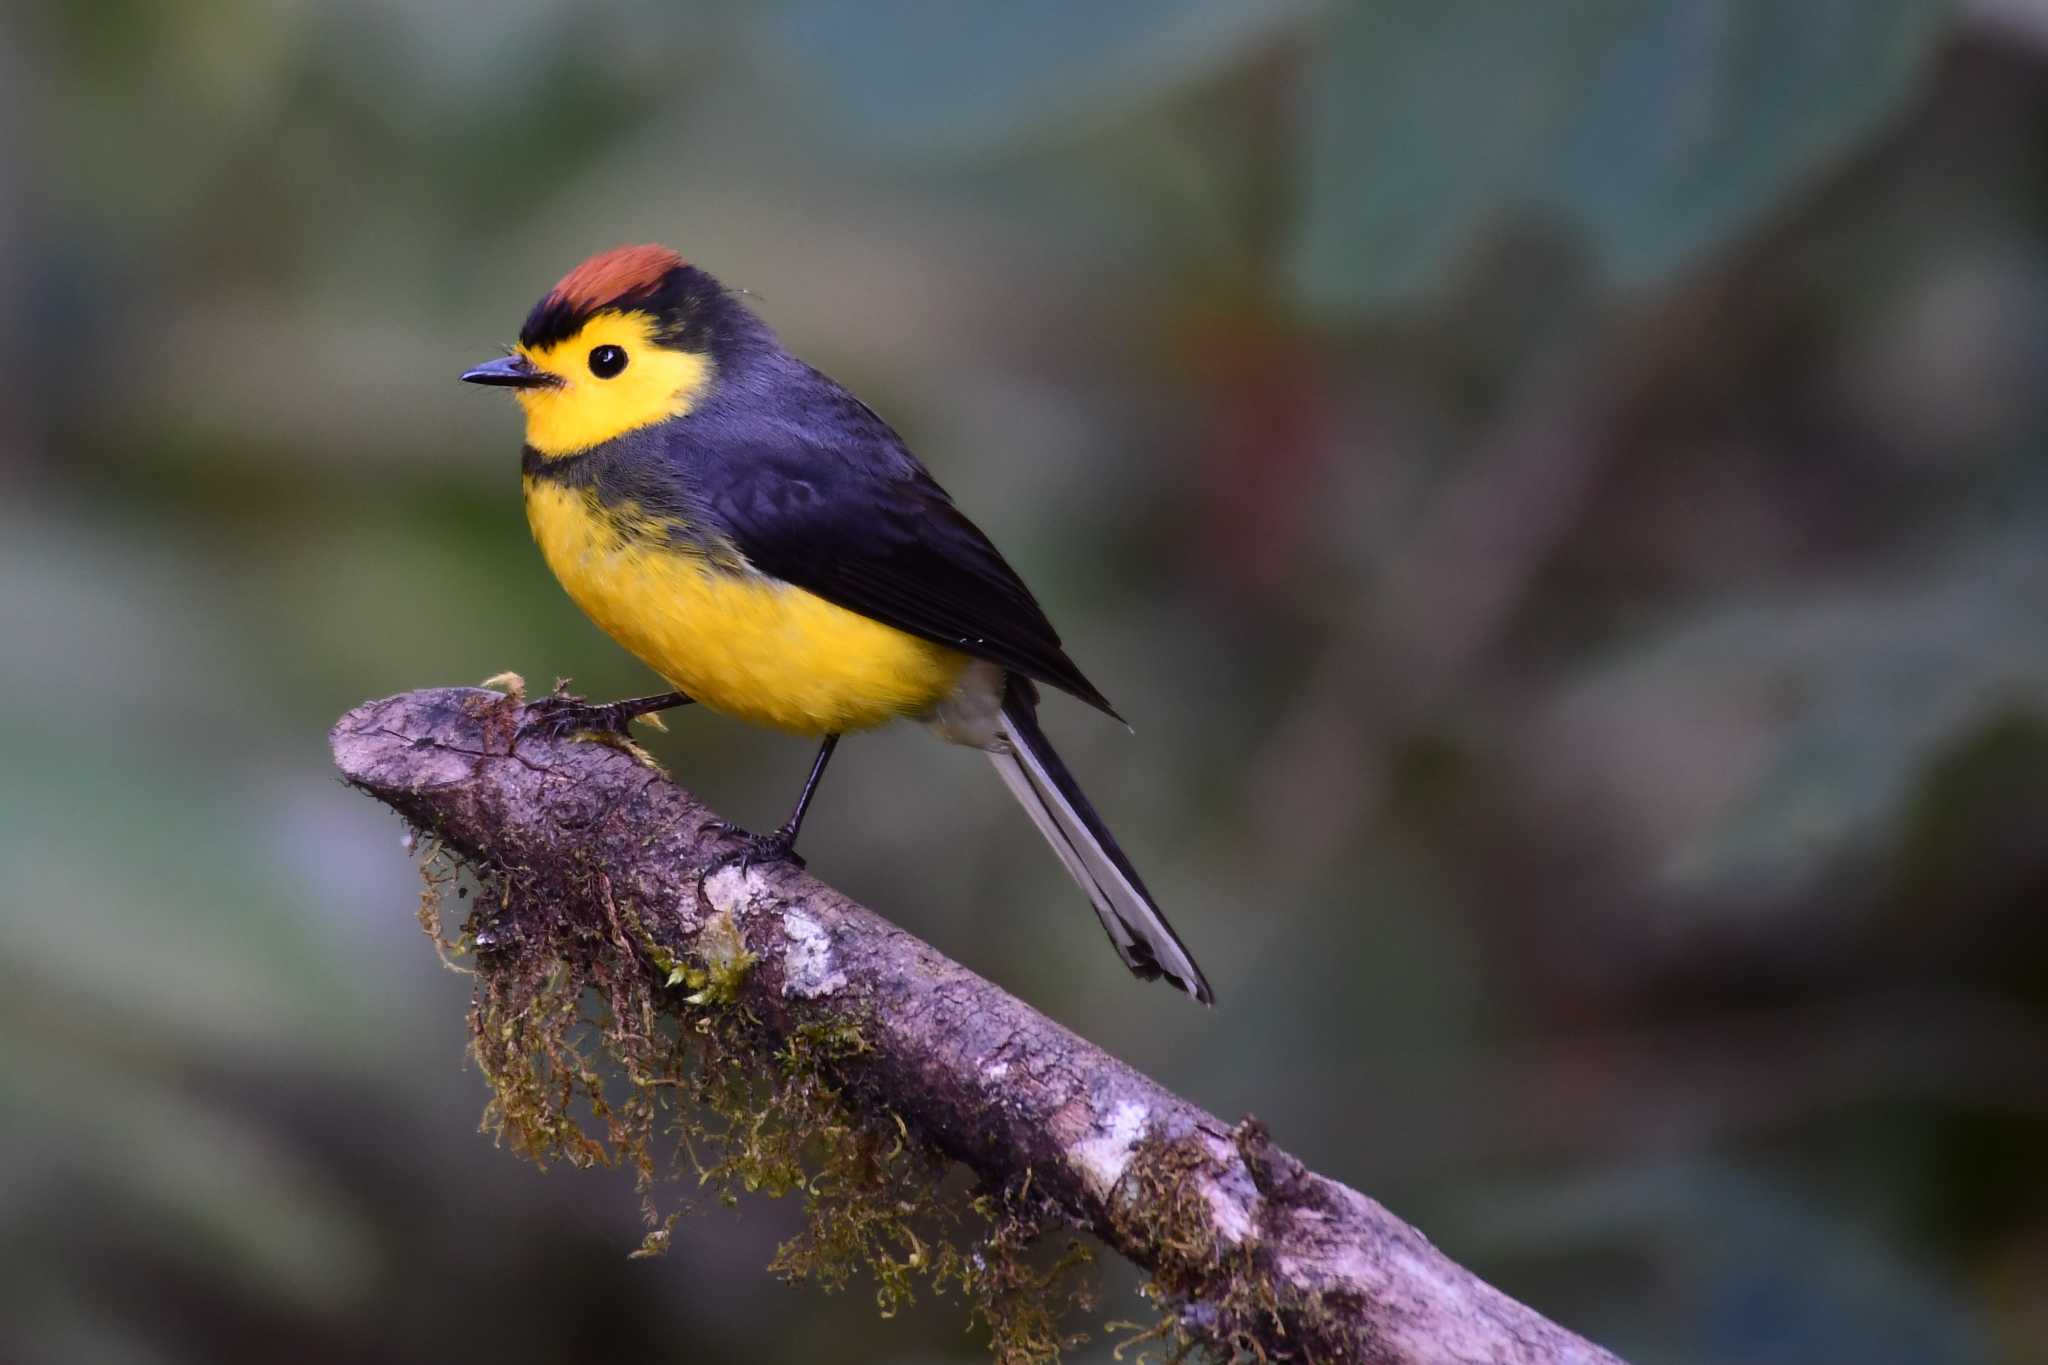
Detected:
left=460, top=354, right=559, bottom=389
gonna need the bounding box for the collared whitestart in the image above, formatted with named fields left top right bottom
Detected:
left=462, top=244, right=1211, bottom=1003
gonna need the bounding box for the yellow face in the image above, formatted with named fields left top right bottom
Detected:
left=513, top=310, right=713, bottom=458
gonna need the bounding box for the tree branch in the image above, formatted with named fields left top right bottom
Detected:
left=330, top=687, right=1624, bottom=1365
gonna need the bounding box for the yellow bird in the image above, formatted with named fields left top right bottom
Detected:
left=462, top=244, right=1210, bottom=1003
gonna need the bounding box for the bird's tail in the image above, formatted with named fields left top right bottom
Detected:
left=986, top=678, right=1212, bottom=1004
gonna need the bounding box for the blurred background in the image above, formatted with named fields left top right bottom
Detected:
left=5, top=1, right=2047, bottom=1361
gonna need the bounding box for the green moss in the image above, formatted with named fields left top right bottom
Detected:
left=413, top=839, right=1094, bottom=1362
left=1107, top=1131, right=1359, bottom=1363
left=654, top=907, right=758, bottom=1005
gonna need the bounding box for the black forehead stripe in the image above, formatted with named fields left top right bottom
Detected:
left=517, top=294, right=587, bottom=350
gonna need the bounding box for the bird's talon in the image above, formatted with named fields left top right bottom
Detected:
left=702, top=830, right=805, bottom=881
left=517, top=694, right=630, bottom=743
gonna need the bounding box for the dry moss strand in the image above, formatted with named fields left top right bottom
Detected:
left=410, top=840, right=1095, bottom=1363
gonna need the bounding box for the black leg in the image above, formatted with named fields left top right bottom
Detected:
left=778, top=734, right=840, bottom=845
left=520, top=688, right=694, bottom=742
left=708, top=734, right=841, bottom=875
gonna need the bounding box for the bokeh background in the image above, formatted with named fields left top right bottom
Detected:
left=6, top=2, right=2048, bottom=1362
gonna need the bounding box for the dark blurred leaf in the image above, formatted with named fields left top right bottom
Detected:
left=1291, top=0, right=1951, bottom=316
left=1547, top=523, right=2048, bottom=904
left=756, top=0, right=1316, bottom=153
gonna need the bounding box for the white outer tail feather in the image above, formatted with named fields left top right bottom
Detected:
left=986, top=750, right=1144, bottom=956
left=987, top=708, right=1211, bottom=1003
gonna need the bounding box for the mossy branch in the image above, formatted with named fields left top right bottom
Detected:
left=332, top=687, right=1625, bottom=1365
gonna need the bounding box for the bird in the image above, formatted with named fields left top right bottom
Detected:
left=461, top=244, right=1211, bottom=1003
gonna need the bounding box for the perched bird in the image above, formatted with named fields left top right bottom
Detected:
left=461, top=244, right=1210, bottom=1003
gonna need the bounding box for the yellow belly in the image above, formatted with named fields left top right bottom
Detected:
left=525, top=479, right=970, bottom=734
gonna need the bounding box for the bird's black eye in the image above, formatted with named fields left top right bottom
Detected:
left=588, top=344, right=628, bottom=379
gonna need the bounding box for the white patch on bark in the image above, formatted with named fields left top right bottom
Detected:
left=699, top=865, right=755, bottom=918
left=981, top=1061, right=1011, bottom=1083
left=1069, top=1099, right=1150, bottom=1199
left=1204, top=1180, right=1255, bottom=1245
left=779, top=907, right=847, bottom=997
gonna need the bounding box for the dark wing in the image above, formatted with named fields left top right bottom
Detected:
left=695, top=376, right=1118, bottom=718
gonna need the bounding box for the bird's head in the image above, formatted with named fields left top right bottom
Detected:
left=462, top=244, right=723, bottom=458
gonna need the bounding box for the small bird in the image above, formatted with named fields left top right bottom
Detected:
left=462, top=244, right=1210, bottom=1003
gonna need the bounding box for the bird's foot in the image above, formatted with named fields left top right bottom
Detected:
left=702, top=825, right=806, bottom=880
left=518, top=690, right=645, bottom=743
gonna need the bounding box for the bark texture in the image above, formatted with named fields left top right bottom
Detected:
left=331, top=686, right=1625, bottom=1365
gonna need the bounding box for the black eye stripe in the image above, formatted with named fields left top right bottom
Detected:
left=588, top=344, right=628, bottom=379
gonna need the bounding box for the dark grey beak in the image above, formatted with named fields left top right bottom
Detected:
left=460, top=354, right=558, bottom=389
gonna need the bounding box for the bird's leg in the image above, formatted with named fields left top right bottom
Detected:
left=708, top=734, right=840, bottom=875
left=519, top=686, right=695, bottom=742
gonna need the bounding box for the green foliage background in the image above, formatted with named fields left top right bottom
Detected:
left=4, top=2, right=2045, bottom=1361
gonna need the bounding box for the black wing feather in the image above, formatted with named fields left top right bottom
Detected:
left=693, top=364, right=1119, bottom=718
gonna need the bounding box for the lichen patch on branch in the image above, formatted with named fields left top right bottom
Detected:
left=1067, top=1099, right=1151, bottom=1201
left=779, top=906, right=850, bottom=998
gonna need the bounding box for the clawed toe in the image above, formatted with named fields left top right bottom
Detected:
left=518, top=695, right=631, bottom=742
left=517, top=688, right=694, bottom=745
left=702, top=829, right=805, bottom=881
